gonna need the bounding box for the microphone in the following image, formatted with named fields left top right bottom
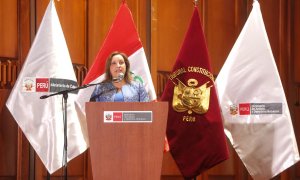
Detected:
left=112, top=72, right=124, bottom=82
left=40, top=95, right=48, bottom=99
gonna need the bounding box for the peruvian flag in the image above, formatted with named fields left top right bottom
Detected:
left=76, top=1, right=156, bottom=115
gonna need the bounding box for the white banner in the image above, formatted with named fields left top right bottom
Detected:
left=6, top=0, right=88, bottom=174
left=216, top=1, right=299, bottom=179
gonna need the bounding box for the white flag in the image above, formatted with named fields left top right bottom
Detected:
left=6, top=0, right=88, bottom=174
left=216, top=1, right=299, bottom=179
left=76, top=1, right=156, bottom=116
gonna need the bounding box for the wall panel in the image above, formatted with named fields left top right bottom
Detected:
left=152, top=0, right=193, bottom=72
left=87, top=0, right=147, bottom=69
left=87, top=0, right=119, bottom=69
left=259, top=0, right=280, bottom=62
left=0, top=90, right=17, bottom=179
left=0, top=0, right=18, bottom=58
left=203, top=0, right=238, bottom=74
left=294, top=0, right=300, bottom=83
left=127, top=0, right=148, bottom=53
left=36, top=0, right=87, bottom=65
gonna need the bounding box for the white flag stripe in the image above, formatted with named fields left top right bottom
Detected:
left=75, top=75, right=105, bottom=116
left=128, top=48, right=156, bottom=100
left=216, top=1, right=299, bottom=179
left=6, top=0, right=88, bottom=173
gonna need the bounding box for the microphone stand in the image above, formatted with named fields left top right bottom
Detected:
left=40, top=82, right=101, bottom=180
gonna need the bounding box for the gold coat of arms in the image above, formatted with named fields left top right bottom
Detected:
left=172, top=78, right=211, bottom=114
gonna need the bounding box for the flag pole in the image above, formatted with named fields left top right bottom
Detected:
left=63, top=93, right=68, bottom=180
left=40, top=82, right=103, bottom=179
left=47, top=172, right=50, bottom=180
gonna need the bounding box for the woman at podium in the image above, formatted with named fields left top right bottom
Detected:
left=90, top=51, right=149, bottom=102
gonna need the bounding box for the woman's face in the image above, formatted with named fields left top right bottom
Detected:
left=110, top=54, right=126, bottom=78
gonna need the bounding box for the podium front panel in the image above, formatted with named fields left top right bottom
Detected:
left=86, top=102, right=168, bottom=180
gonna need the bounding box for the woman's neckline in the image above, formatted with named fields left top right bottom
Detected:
left=112, top=81, right=126, bottom=92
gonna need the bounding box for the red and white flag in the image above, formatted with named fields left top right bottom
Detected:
left=76, top=1, right=156, bottom=115
left=6, top=0, right=88, bottom=174
left=216, top=1, right=299, bottom=179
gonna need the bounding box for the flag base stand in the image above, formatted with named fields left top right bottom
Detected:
left=40, top=82, right=102, bottom=180
left=43, top=93, right=69, bottom=180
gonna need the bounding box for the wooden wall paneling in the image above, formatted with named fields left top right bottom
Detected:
left=295, top=105, right=300, bottom=178
left=35, top=154, right=88, bottom=180
left=259, top=0, right=280, bottom=67
left=0, top=0, right=18, bottom=58
left=36, top=0, right=87, bottom=65
left=0, top=59, right=19, bottom=88
left=0, top=90, right=18, bottom=180
left=16, top=0, right=31, bottom=179
left=19, top=0, right=34, bottom=179
left=0, top=0, right=30, bottom=179
left=56, top=0, right=87, bottom=65
left=150, top=0, right=157, bottom=91
left=161, top=152, right=182, bottom=179
left=153, top=0, right=193, bottom=72
left=87, top=0, right=120, bottom=69
left=203, top=144, right=236, bottom=180
left=202, top=0, right=239, bottom=74
left=87, top=0, right=147, bottom=67
left=17, top=127, right=30, bottom=180
left=19, top=0, right=31, bottom=66
left=126, top=0, right=148, bottom=52
left=294, top=0, right=300, bottom=83
left=278, top=0, right=289, bottom=91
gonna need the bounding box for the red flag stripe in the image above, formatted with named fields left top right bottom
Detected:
left=83, top=3, right=142, bottom=85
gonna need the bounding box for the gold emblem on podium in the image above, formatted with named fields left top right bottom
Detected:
left=172, top=78, right=211, bottom=114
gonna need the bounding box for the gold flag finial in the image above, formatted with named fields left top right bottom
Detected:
left=193, top=0, right=199, bottom=7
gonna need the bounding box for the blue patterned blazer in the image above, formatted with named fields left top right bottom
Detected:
left=90, top=81, right=149, bottom=102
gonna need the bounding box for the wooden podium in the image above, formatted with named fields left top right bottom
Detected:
left=86, top=102, right=168, bottom=180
